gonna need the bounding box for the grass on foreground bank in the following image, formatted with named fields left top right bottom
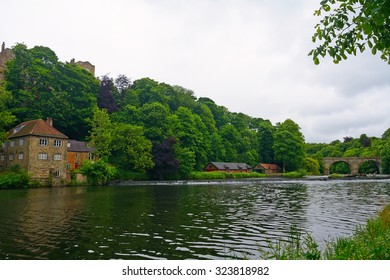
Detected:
left=259, top=204, right=390, bottom=260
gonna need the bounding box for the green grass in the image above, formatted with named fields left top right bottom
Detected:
left=259, top=204, right=390, bottom=260
left=188, top=171, right=267, bottom=180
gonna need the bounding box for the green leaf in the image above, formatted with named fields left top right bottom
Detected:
left=314, top=57, right=320, bottom=65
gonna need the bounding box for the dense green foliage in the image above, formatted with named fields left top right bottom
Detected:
left=1, top=43, right=390, bottom=181
left=0, top=165, right=31, bottom=189
left=310, top=0, right=390, bottom=64
left=78, top=160, right=117, bottom=185
left=260, top=204, right=390, bottom=260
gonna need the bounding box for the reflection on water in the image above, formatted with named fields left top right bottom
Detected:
left=0, top=180, right=389, bottom=259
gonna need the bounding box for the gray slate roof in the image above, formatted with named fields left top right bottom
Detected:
left=209, top=162, right=252, bottom=170
left=68, top=140, right=95, bottom=152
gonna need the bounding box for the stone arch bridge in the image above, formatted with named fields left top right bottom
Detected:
left=323, top=157, right=382, bottom=175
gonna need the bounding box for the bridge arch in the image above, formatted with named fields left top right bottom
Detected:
left=323, top=157, right=382, bottom=175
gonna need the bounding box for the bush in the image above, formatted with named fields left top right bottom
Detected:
left=283, top=169, right=307, bottom=178
left=0, top=165, right=31, bottom=189
left=78, top=160, right=117, bottom=185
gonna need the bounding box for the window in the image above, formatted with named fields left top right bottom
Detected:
left=1, top=142, right=5, bottom=149
left=88, top=153, right=95, bottom=160
left=66, top=163, right=72, bottom=169
left=18, top=152, right=24, bottom=160
left=39, top=139, right=48, bottom=146
left=54, top=153, right=62, bottom=161
left=53, top=170, right=61, bottom=177
left=9, top=154, right=14, bottom=161
left=19, top=138, right=24, bottom=146
left=54, top=140, right=62, bottom=147
left=0, top=154, right=4, bottom=161
left=10, top=140, right=15, bottom=147
left=38, top=153, right=48, bottom=160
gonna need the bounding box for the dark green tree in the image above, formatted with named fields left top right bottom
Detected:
left=258, top=121, right=275, bottom=163
left=310, top=0, right=390, bottom=64
left=0, top=83, right=15, bottom=141
left=273, top=119, right=306, bottom=172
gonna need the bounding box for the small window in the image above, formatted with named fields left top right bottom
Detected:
left=54, top=153, right=62, bottom=161
left=1, top=142, right=5, bottom=149
left=53, top=170, right=61, bottom=177
left=0, top=154, right=4, bottom=161
left=38, top=153, right=48, bottom=160
left=66, top=163, right=72, bottom=169
left=10, top=140, right=15, bottom=147
left=9, top=154, right=14, bottom=161
left=18, top=152, right=24, bottom=160
left=54, top=140, right=62, bottom=147
left=88, top=153, right=95, bottom=160
left=19, top=138, right=25, bottom=146
left=39, top=139, right=48, bottom=146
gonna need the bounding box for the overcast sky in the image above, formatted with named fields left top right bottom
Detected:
left=3, top=0, right=390, bottom=143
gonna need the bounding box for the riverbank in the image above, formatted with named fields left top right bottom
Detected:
left=260, top=203, right=390, bottom=260
left=110, top=174, right=390, bottom=186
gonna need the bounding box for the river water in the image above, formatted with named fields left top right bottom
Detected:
left=0, top=179, right=389, bottom=260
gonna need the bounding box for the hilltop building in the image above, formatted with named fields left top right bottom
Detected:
left=0, top=42, right=96, bottom=82
left=0, top=42, right=14, bottom=82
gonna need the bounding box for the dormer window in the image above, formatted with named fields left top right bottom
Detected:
left=13, top=124, right=25, bottom=134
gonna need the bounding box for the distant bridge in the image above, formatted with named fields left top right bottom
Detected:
left=323, top=157, right=382, bottom=175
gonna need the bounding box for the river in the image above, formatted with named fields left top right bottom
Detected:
left=0, top=179, right=389, bottom=260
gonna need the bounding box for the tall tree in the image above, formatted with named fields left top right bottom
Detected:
left=87, top=108, right=113, bottom=161
left=5, top=43, right=99, bottom=139
left=0, top=83, right=15, bottom=141
left=310, top=0, right=390, bottom=64
left=98, top=75, right=118, bottom=113
left=150, top=137, right=179, bottom=180
left=273, top=119, right=306, bottom=172
left=110, top=123, right=154, bottom=172
left=258, top=121, right=275, bottom=163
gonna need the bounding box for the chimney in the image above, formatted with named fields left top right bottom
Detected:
left=46, top=117, right=53, bottom=127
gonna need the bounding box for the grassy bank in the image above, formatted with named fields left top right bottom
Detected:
left=188, top=171, right=267, bottom=180
left=260, top=204, right=390, bottom=260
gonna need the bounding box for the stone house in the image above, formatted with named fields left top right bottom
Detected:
left=203, top=162, right=252, bottom=173
left=0, top=118, right=68, bottom=186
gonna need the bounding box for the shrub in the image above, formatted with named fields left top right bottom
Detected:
left=283, top=169, right=307, bottom=178
left=78, top=160, right=117, bottom=185
left=0, top=165, right=30, bottom=189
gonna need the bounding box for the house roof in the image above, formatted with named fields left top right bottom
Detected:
left=7, top=119, right=68, bottom=139
left=207, top=162, right=252, bottom=170
left=255, top=163, right=280, bottom=170
left=68, top=140, right=95, bottom=152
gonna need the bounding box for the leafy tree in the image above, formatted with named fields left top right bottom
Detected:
left=310, top=0, right=390, bottom=64
left=273, top=119, right=306, bottom=172
left=175, top=146, right=196, bottom=178
left=110, top=123, right=154, bottom=172
left=114, top=74, right=132, bottom=108
left=150, top=137, right=179, bottom=180
left=258, top=121, right=275, bottom=163
left=359, top=133, right=371, bottom=147
left=98, top=75, right=118, bottom=113
left=139, top=102, right=170, bottom=142
left=304, top=157, right=321, bottom=175
left=381, top=139, right=390, bottom=173
left=5, top=44, right=99, bottom=139
left=0, top=83, right=15, bottom=141
left=87, top=108, right=113, bottom=161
